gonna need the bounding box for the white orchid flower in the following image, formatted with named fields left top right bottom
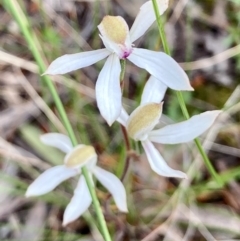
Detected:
left=26, top=133, right=127, bottom=226
left=44, top=0, right=193, bottom=126
left=117, top=77, right=221, bottom=178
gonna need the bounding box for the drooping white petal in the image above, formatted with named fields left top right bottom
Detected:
left=63, top=176, right=92, bottom=226
left=40, top=133, right=73, bottom=153
left=116, top=107, right=129, bottom=127
left=96, top=54, right=122, bottom=126
left=93, top=166, right=128, bottom=212
left=148, top=110, right=222, bottom=144
left=130, top=0, right=169, bottom=42
left=141, top=75, right=167, bottom=105
left=141, top=140, right=187, bottom=178
left=26, top=165, right=78, bottom=197
left=128, top=48, right=193, bottom=91
left=43, top=49, right=110, bottom=75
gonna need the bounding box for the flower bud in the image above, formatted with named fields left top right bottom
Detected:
left=64, top=145, right=97, bottom=168
left=127, top=102, right=163, bottom=141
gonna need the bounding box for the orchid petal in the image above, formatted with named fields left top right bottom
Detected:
left=43, top=49, right=110, bottom=75
left=130, top=0, right=169, bottom=42
left=141, top=75, right=167, bottom=105
left=128, top=48, right=193, bottom=91
left=141, top=140, right=187, bottom=178
left=63, top=176, right=92, bottom=226
left=96, top=54, right=122, bottom=126
left=26, top=165, right=78, bottom=197
left=117, top=107, right=129, bottom=127
left=149, top=110, right=222, bottom=144
left=93, top=166, right=128, bottom=212
left=40, top=133, right=73, bottom=153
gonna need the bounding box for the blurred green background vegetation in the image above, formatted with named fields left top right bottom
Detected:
left=1, top=0, right=240, bottom=240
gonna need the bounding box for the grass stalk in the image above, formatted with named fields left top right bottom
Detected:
left=3, top=1, right=112, bottom=240
left=151, top=0, right=223, bottom=186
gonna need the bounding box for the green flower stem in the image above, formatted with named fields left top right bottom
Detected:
left=120, top=59, right=126, bottom=82
left=3, top=0, right=77, bottom=147
left=81, top=168, right=112, bottom=241
left=119, top=59, right=132, bottom=181
left=151, top=0, right=223, bottom=186
left=3, top=1, right=112, bottom=240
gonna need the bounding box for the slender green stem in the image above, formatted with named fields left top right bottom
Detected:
left=151, top=0, right=222, bottom=186
left=119, top=60, right=132, bottom=182
left=82, top=168, right=112, bottom=241
left=151, top=0, right=170, bottom=55
left=176, top=91, right=190, bottom=119
left=120, top=125, right=131, bottom=181
left=120, top=59, right=126, bottom=82
left=3, top=0, right=77, bottom=146
left=3, top=1, right=112, bottom=240
left=194, top=139, right=219, bottom=179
